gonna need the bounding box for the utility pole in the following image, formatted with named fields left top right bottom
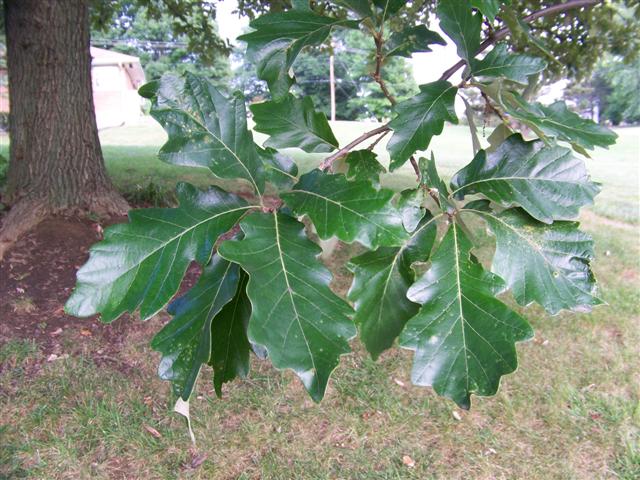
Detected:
left=329, top=40, right=336, bottom=122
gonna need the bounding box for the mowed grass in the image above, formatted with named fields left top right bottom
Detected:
left=1, top=119, right=639, bottom=479
left=94, top=118, right=640, bottom=223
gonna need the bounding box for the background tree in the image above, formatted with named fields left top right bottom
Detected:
left=236, top=29, right=417, bottom=120
left=566, top=55, right=640, bottom=125
left=0, top=0, right=229, bottom=258
left=1, top=0, right=637, bottom=260
left=91, top=7, right=231, bottom=84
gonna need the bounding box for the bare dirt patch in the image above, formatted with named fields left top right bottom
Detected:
left=0, top=215, right=197, bottom=362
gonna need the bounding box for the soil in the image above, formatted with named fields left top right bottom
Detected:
left=0, top=215, right=198, bottom=361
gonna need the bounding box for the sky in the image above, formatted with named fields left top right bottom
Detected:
left=215, top=0, right=461, bottom=85
left=215, top=0, right=563, bottom=103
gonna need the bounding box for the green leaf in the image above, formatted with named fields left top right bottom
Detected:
left=373, top=0, right=405, bottom=17
left=65, top=183, right=252, bottom=322
left=333, top=0, right=373, bottom=19
left=399, top=222, right=533, bottom=409
left=345, top=150, right=386, bottom=188
left=385, top=26, right=446, bottom=58
left=387, top=81, right=458, bottom=170
left=144, top=73, right=265, bottom=194
left=258, top=146, right=299, bottom=189
left=500, top=92, right=618, bottom=152
left=450, top=134, right=600, bottom=223
left=281, top=169, right=409, bottom=249
left=464, top=207, right=602, bottom=314
left=218, top=212, right=355, bottom=401
left=238, top=11, right=359, bottom=100
left=151, top=255, right=242, bottom=400
left=470, top=44, right=546, bottom=84
left=437, top=0, right=482, bottom=63
left=470, top=0, right=508, bottom=22
left=251, top=94, right=338, bottom=153
left=486, top=123, right=513, bottom=152
left=397, top=188, right=427, bottom=232
left=419, top=154, right=455, bottom=212
left=208, top=269, right=252, bottom=396
left=348, top=211, right=440, bottom=359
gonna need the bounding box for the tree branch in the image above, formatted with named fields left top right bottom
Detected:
left=373, top=33, right=397, bottom=106
left=320, top=0, right=601, bottom=172
left=319, top=125, right=390, bottom=170
left=439, top=0, right=601, bottom=81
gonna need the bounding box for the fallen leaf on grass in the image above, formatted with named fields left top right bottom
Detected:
left=393, top=378, right=406, bottom=387
left=143, top=424, right=162, bottom=438
left=402, top=455, right=416, bottom=468
left=186, top=450, right=207, bottom=470
left=50, top=328, right=63, bottom=336
left=80, top=329, right=92, bottom=337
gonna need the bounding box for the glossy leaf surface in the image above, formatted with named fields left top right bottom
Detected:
left=251, top=94, right=338, bottom=153
left=208, top=269, right=252, bottom=396
left=466, top=208, right=602, bottom=314
left=470, top=0, right=508, bottom=22
left=501, top=93, right=618, bottom=152
left=470, top=44, right=546, bottom=84
left=387, top=81, right=458, bottom=170
left=347, top=211, right=439, bottom=359
left=400, top=222, right=533, bottom=408
left=218, top=212, right=355, bottom=401
left=281, top=169, right=408, bottom=248
left=142, top=73, right=265, bottom=193
left=386, top=26, right=446, bottom=58
left=238, top=10, right=359, bottom=99
left=450, top=134, right=600, bottom=223
left=66, top=184, right=252, bottom=322
left=151, top=255, right=241, bottom=400
left=438, top=0, right=482, bottom=63
left=345, top=150, right=386, bottom=188
left=259, top=146, right=299, bottom=189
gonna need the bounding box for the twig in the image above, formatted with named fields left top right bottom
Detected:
left=372, top=29, right=397, bottom=106
left=319, top=125, right=390, bottom=170
left=409, top=157, right=420, bottom=180
left=320, top=0, right=602, bottom=172
left=439, top=0, right=601, bottom=81
left=480, top=90, right=507, bottom=123
left=366, top=129, right=389, bottom=151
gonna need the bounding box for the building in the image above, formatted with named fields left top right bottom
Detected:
left=90, top=47, right=146, bottom=129
left=0, top=46, right=146, bottom=130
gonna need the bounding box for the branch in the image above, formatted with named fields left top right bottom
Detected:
left=439, top=0, right=601, bottom=81
left=319, top=125, right=390, bottom=170
left=373, top=33, right=397, bottom=106
left=320, top=0, right=602, bottom=172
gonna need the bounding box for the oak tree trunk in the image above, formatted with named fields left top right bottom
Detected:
left=1, top=0, right=128, bottom=257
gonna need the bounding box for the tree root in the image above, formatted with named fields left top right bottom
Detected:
left=0, top=192, right=129, bottom=261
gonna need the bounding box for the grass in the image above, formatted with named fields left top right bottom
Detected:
left=2, top=118, right=637, bottom=221
left=1, top=118, right=639, bottom=478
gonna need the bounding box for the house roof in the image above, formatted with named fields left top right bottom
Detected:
left=90, top=47, right=146, bottom=88
left=90, top=47, right=141, bottom=66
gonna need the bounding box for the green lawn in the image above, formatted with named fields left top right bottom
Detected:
left=1, top=119, right=639, bottom=479
left=95, top=118, right=640, bottom=222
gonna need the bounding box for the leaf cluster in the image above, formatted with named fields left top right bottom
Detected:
left=68, top=0, right=617, bottom=410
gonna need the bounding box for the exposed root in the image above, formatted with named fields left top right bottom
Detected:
left=0, top=192, right=129, bottom=261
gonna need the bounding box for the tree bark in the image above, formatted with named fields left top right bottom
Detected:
left=1, top=0, right=128, bottom=257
